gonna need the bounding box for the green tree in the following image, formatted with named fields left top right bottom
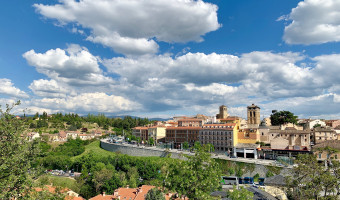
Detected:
left=193, top=141, right=202, bottom=151
left=228, top=186, right=254, bottom=200
left=148, top=137, right=155, bottom=146
left=286, top=153, right=340, bottom=200
left=145, top=188, right=165, bottom=200
left=270, top=110, right=298, bottom=125
left=0, top=101, right=40, bottom=199
left=182, top=141, right=189, bottom=150
left=93, top=168, right=114, bottom=192
left=165, top=147, right=222, bottom=199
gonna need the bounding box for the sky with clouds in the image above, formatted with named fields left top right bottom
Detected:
left=1, top=0, right=340, bottom=119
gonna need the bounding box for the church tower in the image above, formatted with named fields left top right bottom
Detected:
left=247, top=104, right=260, bottom=125
left=216, top=105, right=229, bottom=119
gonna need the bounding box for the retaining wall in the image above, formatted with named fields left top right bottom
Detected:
left=100, top=140, right=292, bottom=177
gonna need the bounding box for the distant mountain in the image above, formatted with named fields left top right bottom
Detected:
left=18, top=114, right=170, bottom=121
left=107, top=115, right=170, bottom=121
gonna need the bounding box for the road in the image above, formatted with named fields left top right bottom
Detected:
left=102, top=139, right=291, bottom=168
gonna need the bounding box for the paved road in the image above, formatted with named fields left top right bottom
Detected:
left=102, top=139, right=291, bottom=168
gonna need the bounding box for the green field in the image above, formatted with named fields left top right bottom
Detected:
left=72, top=140, right=116, bottom=160
left=35, top=175, right=80, bottom=193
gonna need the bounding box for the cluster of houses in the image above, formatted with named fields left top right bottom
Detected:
left=34, top=185, right=186, bottom=200
left=27, top=129, right=107, bottom=142
left=133, top=104, right=340, bottom=161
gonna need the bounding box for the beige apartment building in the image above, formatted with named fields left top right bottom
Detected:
left=177, top=118, right=203, bottom=127
left=147, top=126, right=166, bottom=144
left=199, top=123, right=237, bottom=152
left=312, top=126, right=338, bottom=144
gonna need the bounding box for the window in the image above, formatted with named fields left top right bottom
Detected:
left=262, top=132, right=264, bottom=136
left=336, top=155, right=338, bottom=159
left=319, top=153, right=322, bottom=159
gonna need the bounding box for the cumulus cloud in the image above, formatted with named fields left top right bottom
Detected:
left=283, top=0, right=340, bottom=45
left=261, top=93, right=340, bottom=119
left=17, top=46, right=340, bottom=118
left=23, top=44, right=114, bottom=86
left=34, top=0, right=220, bottom=55
left=0, top=79, right=29, bottom=98
left=104, top=53, right=240, bottom=86
left=100, top=50, right=340, bottom=118
left=104, top=51, right=318, bottom=99
left=28, top=92, right=141, bottom=114
left=29, top=79, right=74, bottom=98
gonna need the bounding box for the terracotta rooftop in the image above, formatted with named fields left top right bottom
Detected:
left=313, top=140, right=340, bottom=150
left=178, top=118, right=203, bottom=121
left=34, top=186, right=84, bottom=200
left=313, top=126, right=335, bottom=132
left=134, top=185, right=155, bottom=200
left=89, top=194, right=115, bottom=200
left=219, top=116, right=240, bottom=120
left=166, top=127, right=202, bottom=130
left=268, top=129, right=310, bottom=134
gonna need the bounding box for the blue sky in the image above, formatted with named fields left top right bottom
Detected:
left=1, top=0, right=340, bottom=119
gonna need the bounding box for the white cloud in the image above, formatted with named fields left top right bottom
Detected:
left=28, top=92, right=141, bottom=114
left=23, top=44, right=114, bottom=86
left=34, top=0, right=220, bottom=55
left=17, top=46, right=340, bottom=118
left=283, top=0, right=340, bottom=44
left=104, top=51, right=318, bottom=99
left=0, top=79, right=29, bottom=98
left=29, top=79, right=74, bottom=98
left=104, top=53, right=240, bottom=86
left=185, top=83, right=238, bottom=96
left=260, top=93, right=340, bottom=119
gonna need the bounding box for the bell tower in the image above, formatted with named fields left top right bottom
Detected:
left=247, top=104, right=260, bottom=125
left=216, top=105, right=229, bottom=119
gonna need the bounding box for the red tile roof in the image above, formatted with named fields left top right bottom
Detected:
left=89, top=194, right=115, bottom=200
left=166, top=127, right=201, bottom=130
left=134, top=185, right=155, bottom=200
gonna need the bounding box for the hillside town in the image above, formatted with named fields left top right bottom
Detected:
left=132, top=104, right=340, bottom=163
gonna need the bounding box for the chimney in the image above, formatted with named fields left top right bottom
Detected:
left=114, top=190, right=118, bottom=197
left=103, top=192, right=105, bottom=196
left=126, top=185, right=129, bottom=188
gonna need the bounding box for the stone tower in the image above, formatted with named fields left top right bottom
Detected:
left=216, top=105, right=229, bottom=119
left=247, top=104, right=260, bottom=125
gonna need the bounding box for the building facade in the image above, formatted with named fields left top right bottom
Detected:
left=199, top=123, right=236, bottom=152
left=165, top=127, right=201, bottom=149
left=313, top=126, right=337, bottom=144
left=147, top=126, right=166, bottom=144
left=177, top=118, right=203, bottom=127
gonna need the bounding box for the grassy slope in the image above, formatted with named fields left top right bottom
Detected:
left=73, top=140, right=171, bottom=163
left=72, top=140, right=116, bottom=161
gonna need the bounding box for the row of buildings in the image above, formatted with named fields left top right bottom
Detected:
left=27, top=130, right=107, bottom=142
left=132, top=104, right=340, bottom=160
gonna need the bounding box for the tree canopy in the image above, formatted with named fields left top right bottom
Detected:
left=270, top=110, right=298, bottom=125
left=228, top=186, right=254, bottom=200
left=145, top=188, right=165, bottom=200
left=287, top=149, right=340, bottom=200
left=0, top=102, right=39, bottom=199
left=164, top=146, right=222, bottom=199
